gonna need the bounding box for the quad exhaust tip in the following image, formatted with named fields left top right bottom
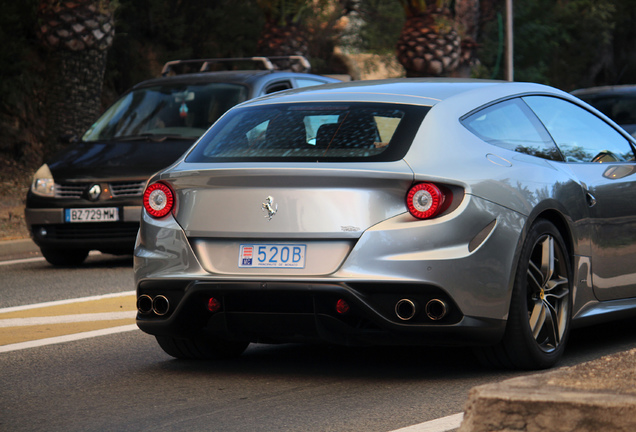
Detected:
left=425, top=299, right=448, bottom=321
left=152, top=295, right=170, bottom=316
left=137, top=294, right=153, bottom=315
left=395, top=299, right=417, bottom=321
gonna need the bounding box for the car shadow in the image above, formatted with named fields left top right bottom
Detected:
left=150, top=343, right=519, bottom=383
left=82, top=254, right=134, bottom=269
left=144, top=316, right=636, bottom=382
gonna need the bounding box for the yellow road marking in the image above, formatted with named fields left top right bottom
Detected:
left=0, top=294, right=137, bottom=346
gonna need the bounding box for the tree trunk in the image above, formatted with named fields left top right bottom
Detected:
left=454, top=0, right=480, bottom=77
left=37, top=0, right=115, bottom=153
left=45, top=49, right=108, bottom=145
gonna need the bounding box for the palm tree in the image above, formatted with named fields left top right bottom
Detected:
left=37, top=0, right=115, bottom=150
left=454, top=0, right=481, bottom=77
left=256, top=0, right=311, bottom=64
left=396, top=0, right=461, bottom=77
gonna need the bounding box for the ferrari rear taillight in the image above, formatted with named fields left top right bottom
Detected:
left=406, top=182, right=447, bottom=219
left=143, top=182, right=174, bottom=218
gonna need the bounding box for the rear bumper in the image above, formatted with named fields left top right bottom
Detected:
left=136, top=280, right=506, bottom=346
left=134, top=193, right=526, bottom=347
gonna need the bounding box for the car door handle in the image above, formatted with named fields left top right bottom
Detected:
left=586, top=192, right=597, bottom=207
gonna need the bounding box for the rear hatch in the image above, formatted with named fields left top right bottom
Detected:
left=165, top=100, right=428, bottom=275
left=170, top=163, right=414, bottom=275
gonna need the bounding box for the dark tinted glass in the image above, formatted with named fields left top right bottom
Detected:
left=83, top=83, right=247, bottom=141
left=576, top=93, right=636, bottom=126
left=186, top=102, right=428, bottom=162
left=461, top=98, right=562, bottom=160
left=524, top=96, right=635, bottom=163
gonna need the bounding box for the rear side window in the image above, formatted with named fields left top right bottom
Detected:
left=461, top=98, right=562, bottom=161
left=523, top=96, right=635, bottom=163
left=186, top=102, right=428, bottom=162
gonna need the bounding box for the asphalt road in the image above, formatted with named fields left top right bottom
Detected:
left=2, top=253, right=636, bottom=432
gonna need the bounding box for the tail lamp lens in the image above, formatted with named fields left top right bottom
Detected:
left=143, top=182, right=174, bottom=218
left=406, top=182, right=445, bottom=219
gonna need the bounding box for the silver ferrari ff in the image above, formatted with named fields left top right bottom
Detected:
left=134, top=78, right=636, bottom=370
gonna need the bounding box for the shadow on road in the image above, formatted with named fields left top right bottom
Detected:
left=141, top=315, right=636, bottom=382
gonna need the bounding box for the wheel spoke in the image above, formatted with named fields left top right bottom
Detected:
left=527, top=261, right=544, bottom=291
left=543, top=298, right=561, bottom=346
left=545, top=277, right=569, bottom=297
left=529, top=298, right=547, bottom=339
left=526, top=233, right=570, bottom=352
left=540, top=236, right=555, bottom=286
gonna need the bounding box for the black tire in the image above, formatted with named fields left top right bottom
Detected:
left=155, top=334, right=249, bottom=360
left=41, top=248, right=89, bottom=266
left=477, top=219, right=572, bottom=370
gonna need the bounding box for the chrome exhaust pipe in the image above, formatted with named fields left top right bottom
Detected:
left=395, top=299, right=417, bottom=321
left=137, top=294, right=154, bottom=315
left=152, top=295, right=170, bottom=316
left=425, top=299, right=448, bottom=321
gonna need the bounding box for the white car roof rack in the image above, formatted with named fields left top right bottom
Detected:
left=161, top=56, right=311, bottom=76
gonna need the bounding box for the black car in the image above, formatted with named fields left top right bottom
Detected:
left=571, top=85, right=636, bottom=136
left=25, top=57, right=340, bottom=266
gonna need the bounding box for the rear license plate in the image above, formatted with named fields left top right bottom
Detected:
left=238, top=244, right=306, bottom=268
left=65, top=207, right=119, bottom=223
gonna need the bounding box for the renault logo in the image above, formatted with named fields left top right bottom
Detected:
left=87, top=184, right=102, bottom=201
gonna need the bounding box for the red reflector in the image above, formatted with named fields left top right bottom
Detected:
left=336, top=299, right=350, bottom=314
left=406, top=182, right=445, bottom=219
left=143, top=182, right=174, bottom=218
left=207, top=297, right=221, bottom=313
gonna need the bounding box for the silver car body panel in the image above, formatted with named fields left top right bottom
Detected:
left=170, top=161, right=414, bottom=238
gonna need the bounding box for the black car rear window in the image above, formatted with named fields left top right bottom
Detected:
left=186, top=102, right=428, bottom=162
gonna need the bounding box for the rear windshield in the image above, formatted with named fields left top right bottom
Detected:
left=186, top=102, right=428, bottom=162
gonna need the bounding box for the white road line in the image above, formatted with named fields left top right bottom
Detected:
left=0, top=290, right=136, bottom=314
left=0, top=256, right=46, bottom=266
left=0, top=324, right=138, bottom=353
left=0, top=311, right=136, bottom=327
left=389, top=413, right=464, bottom=432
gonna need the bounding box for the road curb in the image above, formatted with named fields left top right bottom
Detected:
left=0, top=238, right=39, bottom=259
left=459, top=348, right=636, bottom=431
